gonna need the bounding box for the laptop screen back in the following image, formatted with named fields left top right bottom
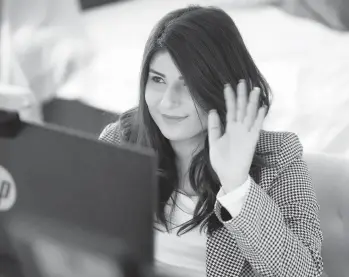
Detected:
left=0, top=121, right=158, bottom=267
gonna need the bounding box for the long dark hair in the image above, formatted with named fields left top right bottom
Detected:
left=118, top=5, right=273, bottom=236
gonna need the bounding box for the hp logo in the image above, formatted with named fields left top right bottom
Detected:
left=0, top=166, right=17, bottom=211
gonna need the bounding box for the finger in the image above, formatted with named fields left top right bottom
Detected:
left=224, top=83, right=236, bottom=123
left=251, top=106, right=267, bottom=134
left=236, top=80, right=248, bottom=122
left=208, top=109, right=222, bottom=145
left=244, top=87, right=261, bottom=130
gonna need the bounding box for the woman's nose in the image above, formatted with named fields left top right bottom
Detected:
left=159, top=83, right=181, bottom=108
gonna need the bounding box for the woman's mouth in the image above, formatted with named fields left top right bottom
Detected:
left=162, top=114, right=188, bottom=123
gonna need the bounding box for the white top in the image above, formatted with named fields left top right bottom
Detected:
left=154, top=176, right=252, bottom=276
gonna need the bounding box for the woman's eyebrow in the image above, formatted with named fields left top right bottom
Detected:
left=149, top=69, right=184, bottom=80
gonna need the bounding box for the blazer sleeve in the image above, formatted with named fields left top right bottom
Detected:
left=214, top=132, right=324, bottom=277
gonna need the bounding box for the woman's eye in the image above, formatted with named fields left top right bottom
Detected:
left=151, top=76, right=164, bottom=84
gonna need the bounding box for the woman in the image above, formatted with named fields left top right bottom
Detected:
left=100, top=5, right=324, bottom=277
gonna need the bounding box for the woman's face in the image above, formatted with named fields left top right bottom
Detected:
left=145, top=51, right=208, bottom=142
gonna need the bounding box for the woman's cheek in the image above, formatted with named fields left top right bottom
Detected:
left=146, top=89, right=162, bottom=107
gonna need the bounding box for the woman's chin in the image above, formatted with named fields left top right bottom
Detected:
left=160, top=127, right=203, bottom=143
left=155, top=119, right=203, bottom=142
left=161, top=129, right=189, bottom=142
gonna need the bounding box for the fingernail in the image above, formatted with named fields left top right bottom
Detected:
left=224, top=83, right=230, bottom=89
left=239, top=79, right=245, bottom=83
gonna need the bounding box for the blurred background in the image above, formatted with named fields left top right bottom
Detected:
left=1, top=0, right=349, bottom=157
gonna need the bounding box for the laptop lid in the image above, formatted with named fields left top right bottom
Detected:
left=6, top=214, right=148, bottom=277
left=0, top=111, right=158, bottom=267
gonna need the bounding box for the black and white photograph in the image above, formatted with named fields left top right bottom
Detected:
left=1, top=0, right=349, bottom=276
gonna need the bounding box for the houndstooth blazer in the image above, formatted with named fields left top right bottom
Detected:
left=99, top=122, right=324, bottom=277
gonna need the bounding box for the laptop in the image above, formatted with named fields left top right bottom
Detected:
left=0, top=110, right=158, bottom=275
